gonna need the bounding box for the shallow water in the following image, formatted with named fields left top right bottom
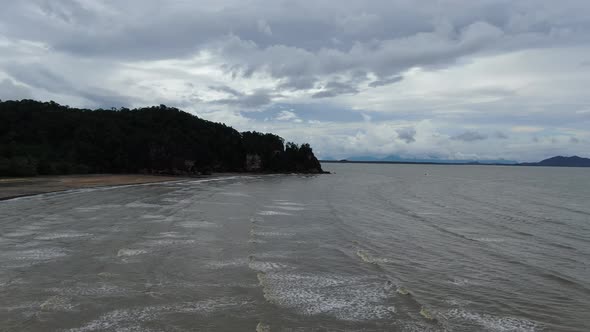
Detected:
left=0, top=164, right=589, bottom=331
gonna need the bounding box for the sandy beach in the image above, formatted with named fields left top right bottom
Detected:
left=0, top=174, right=186, bottom=200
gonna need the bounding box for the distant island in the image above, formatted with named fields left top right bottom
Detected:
left=322, top=155, right=590, bottom=168
left=0, top=100, right=325, bottom=177
left=520, top=156, right=590, bottom=167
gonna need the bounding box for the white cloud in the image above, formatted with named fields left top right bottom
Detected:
left=275, top=110, right=302, bottom=123
left=0, top=0, right=589, bottom=160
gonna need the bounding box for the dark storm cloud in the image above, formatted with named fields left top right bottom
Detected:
left=494, top=131, right=509, bottom=139
left=451, top=131, right=488, bottom=142
left=208, top=85, right=243, bottom=97
left=396, top=127, right=417, bottom=143
left=2, top=0, right=589, bottom=95
left=312, top=81, right=359, bottom=99
left=369, top=76, right=404, bottom=88
left=277, top=76, right=319, bottom=91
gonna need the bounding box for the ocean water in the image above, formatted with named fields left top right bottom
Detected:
left=0, top=164, right=589, bottom=331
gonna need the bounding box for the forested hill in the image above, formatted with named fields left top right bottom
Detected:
left=0, top=100, right=325, bottom=176
left=520, top=156, right=590, bottom=167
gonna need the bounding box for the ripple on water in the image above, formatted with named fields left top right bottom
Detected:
left=141, top=239, right=197, bottom=247
left=251, top=231, right=296, bottom=237
left=36, top=231, right=92, bottom=240
left=272, top=200, right=305, bottom=206
left=265, top=205, right=306, bottom=211
left=472, top=237, right=508, bottom=243
left=206, top=258, right=249, bottom=269
left=249, top=260, right=291, bottom=273
left=140, top=214, right=166, bottom=219
left=257, top=210, right=294, bottom=216
left=75, top=204, right=122, bottom=212
left=178, top=220, right=219, bottom=229
left=48, top=284, right=129, bottom=297
left=114, top=239, right=198, bottom=261
left=447, top=277, right=475, bottom=287
left=3, top=230, right=36, bottom=237
left=220, top=192, right=251, bottom=197
left=3, top=248, right=68, bottom=261
left=153, top=232, right=185, bottom=238
left=125, top=202, right=161, bottom=209
left=444, top=298, right=473, bottom=307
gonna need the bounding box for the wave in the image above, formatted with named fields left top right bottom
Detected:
left=36, top=232, right=92, bottom=240
left=356, top=250, right=389, bottom=265
left=67, top=297, right=253, bottom=332
left=40, top=295, right=75, bottom=312
left=256, top=271, right=397, bottom=321
left=396, top=286, right=411, bottom=295
left=6, top=247, right=68, bottom=261
left=420, top=307, right=435, bottom=320
left=117, top=249, right=148, bottom=257
left=249, top=260, right=291, bottom=273
left=256, top=322, right=271, bottom=332
left=443, top=309, right=540, bottom=332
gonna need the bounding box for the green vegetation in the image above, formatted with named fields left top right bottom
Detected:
left=0, top=100, right=324, bottom=176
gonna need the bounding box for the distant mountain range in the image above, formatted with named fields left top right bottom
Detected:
left=322, top=155, right=590, bottom=167
left=520, top=156, right=590, bottom=167
left=325, top=155, right=518, bottom=165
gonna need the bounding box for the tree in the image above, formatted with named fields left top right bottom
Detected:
left=0, top=100, right=324, bottom=176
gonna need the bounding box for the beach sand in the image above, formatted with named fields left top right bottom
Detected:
left=0, top=174, right=186, bottom=200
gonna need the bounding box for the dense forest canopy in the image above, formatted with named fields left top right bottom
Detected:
left=0, top=100, right=324, bottom=176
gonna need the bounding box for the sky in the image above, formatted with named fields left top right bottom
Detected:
left=1, top=0, right=589, bottom=161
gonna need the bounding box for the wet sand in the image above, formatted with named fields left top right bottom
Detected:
left=0, top=174, right=187, bottom=200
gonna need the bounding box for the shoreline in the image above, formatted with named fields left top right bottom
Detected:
left=0, top=171, right=328, bottom=201
left=0, top=174, right=192, bottom=201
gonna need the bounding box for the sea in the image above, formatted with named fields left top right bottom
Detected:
left=0, top=163, right=589, bottom=331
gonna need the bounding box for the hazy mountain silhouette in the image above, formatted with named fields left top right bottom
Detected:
left=520, top=156, right=590, bottom=167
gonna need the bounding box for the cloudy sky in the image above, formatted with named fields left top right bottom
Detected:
left=1, top=0, right=589, bottom=161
